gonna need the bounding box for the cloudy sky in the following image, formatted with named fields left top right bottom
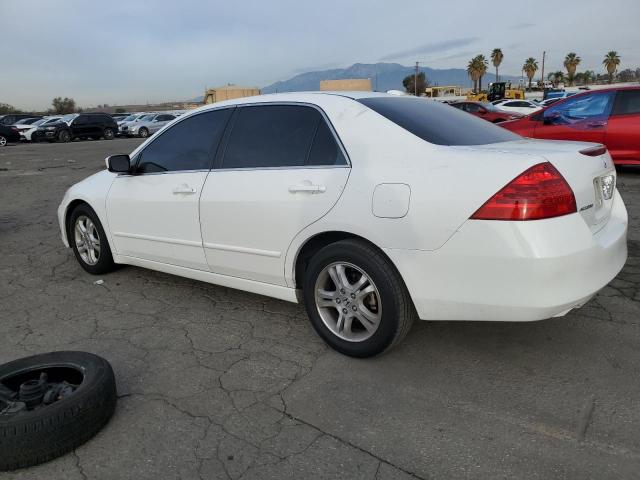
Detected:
left=3, top=0, right=639, bottom=110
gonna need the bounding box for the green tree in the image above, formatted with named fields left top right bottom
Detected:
left=564, top=53, right=581, bottom=86
left=115, top=107, right=126, bottom=113
left=491, top=48, right=504, bottom=82
left=523, top=57, right=539, bottom=89
left=603, top=51, right=621, bottom=84
left=51, top=97, right=76, bottom=114
left=0, top=103, right=20, bottom=115
left=402, top=72, right=428, bottom=96
left=547, top=71, right=564, bottom=87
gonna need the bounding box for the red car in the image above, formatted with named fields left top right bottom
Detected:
left=501, top=86, right=640, bottom=166
left=450, top=101, right=523, bottom=123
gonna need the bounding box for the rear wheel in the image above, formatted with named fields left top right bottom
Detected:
left=68, top=204, right=116, bottom=275
left=103, top=128, right=114, bottom=140
left=0, top=135, right=7, bottom=147
left=138, top=127, right=149, bottom=138
left=302, top=239, right=415, bottom=357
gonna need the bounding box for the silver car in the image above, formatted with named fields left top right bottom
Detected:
left=118, top=113, right=150, bottom=136
left=128, top=113, right=176, bottom=138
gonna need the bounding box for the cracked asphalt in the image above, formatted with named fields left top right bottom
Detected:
left=1, top=138, right=640, bottom=480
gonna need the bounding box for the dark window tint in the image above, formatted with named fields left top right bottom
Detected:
left=223, top=105, right=320, bottom=169
left=613, top=90, right=640, bottom=115
left=137, top=108, right=232, bottom=173
left=307, top=120, right=347, bottom=166
left=73, top=115, right=88, bottom=125
left=466, top=103, right=481, bottom=113
left=156, top=114, right=174, bottom=121
left=358, top=97, right=519, bottom=146
left=543, top=92, right=614, bottom=125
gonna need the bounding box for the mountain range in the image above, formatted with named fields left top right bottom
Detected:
left=261, top=62, right=521, bottom=93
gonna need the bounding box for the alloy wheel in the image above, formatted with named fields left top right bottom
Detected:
left=314, top=262, right=382, bottom=342
left=74, top=215, right=101, bottom=265
left=0, top=136, right=6, bottom=147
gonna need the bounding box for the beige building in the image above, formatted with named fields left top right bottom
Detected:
left=204, top=85, right=261, bottom=104
left=319, top=78, right=372, bottom=92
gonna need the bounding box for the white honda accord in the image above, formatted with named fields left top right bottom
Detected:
left=58, top=92, right=628, bottom=357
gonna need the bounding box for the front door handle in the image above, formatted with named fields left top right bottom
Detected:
left=289, top=184, right=326, bottom=194
left=173, top=184, right=197, bottom=195
left=586, top=121, right=607, bottom=129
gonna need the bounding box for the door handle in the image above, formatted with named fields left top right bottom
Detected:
left=288, top=184, right=326, bottom=194
left=173, top=184, right=197, bottom=195
left=586, top=121, right=607, bottom=129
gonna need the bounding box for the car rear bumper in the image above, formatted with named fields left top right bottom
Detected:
left=385, top=190, right=628, bottom=321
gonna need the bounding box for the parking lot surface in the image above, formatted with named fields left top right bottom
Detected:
left=1, top=139, right=640, bottom=479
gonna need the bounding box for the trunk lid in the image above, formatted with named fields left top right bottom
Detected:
left=467, top=139, right=616, bottom=233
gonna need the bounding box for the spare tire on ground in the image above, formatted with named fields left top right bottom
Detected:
left=0, top=351, right=116, bottom=471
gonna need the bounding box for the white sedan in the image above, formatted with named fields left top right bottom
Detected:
left=57, top=92, right=627, bottom=357
left=22, top=116, right=62, bottom=141
left=495, top=99, right=542, bottom=115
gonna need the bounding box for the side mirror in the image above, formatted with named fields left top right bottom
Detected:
left=106, top=154, right=131, bottom=173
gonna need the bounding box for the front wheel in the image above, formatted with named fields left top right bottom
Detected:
left=138, top=128, right=149, bottom=138
left=68, top=204, right=116, bottom=274
left=58, top=130, right=71, bottom=143
left=103, top=128, right=114, bottom=140
left=302, top=239, right=415, bottom=357
left=0, top=135, right=7, bottom=147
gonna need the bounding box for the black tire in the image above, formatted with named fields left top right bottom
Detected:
left=58, top=130, right=71, bottom=143
left=68, top=204, right=116, bottom=275
left=103, top=128, right=114, bottom=140
left=0, top=135, right=7, bottom=147
left=302, top=239, right=415, bottom=358
left=0, top=351, right=117, bottom=471
left=138, top=127, right=149, bottom=138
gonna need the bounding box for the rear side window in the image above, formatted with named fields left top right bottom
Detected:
left=222, top=105, right=346, bottom=168
left=612, top=90, right=640, bottom=115
left=543, top=92, right=614, bottom=124
left=358, top=97, right=519, bottom=146
left=137, top=108, right=232, bottom=173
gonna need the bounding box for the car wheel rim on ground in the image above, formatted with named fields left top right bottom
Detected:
left=74, top=215, right=101, bottom=265
left=314, top=262, right=382, bottom=342
left=104, top=129, right=113, bottom=139
left=0, top=136, right=6, bottom=147
left=140, top=129, right=148, bottom=138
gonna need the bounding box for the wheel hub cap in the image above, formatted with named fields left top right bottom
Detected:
left=314, top=262, right=382, bottom=342
left=74, top=215, right=101, bottom=265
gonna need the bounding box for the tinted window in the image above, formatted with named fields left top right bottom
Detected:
left=613, top=90, right=640, bottom=115
left=466, top=103, right=481, bottom=113
left=222, top=105, right=320, bottom=169
left=544, top=92, right=614, bottom=125
left=73, top=115, right=88, bottom=125
left=137, top=108, right=232, bottom=173
left=307, top=120, right=347, bottom=166
left=358, top=97, right=519, bottom=146
left=156, top=114, right=174, bottom=121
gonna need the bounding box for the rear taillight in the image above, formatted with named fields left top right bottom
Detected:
left=470, top=162, right=577, bottom=221
left=579, top=145, right=607, bottom=157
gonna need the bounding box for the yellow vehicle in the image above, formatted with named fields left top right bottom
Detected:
left=466, top=82, right=525, bottom=102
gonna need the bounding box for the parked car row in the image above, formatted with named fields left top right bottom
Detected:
left=0, top=110, right=185, bottom=146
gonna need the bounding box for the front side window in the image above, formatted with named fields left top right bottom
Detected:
left=358, top=97, right=519, bottom=146
left=543, top=92, right=614, bottom=126
left=137, top=108, right=233, bottom=173
left=222, top=104, right=346, bottom=169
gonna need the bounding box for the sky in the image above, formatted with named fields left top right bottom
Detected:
left=3, top=0, right=639, bottom=111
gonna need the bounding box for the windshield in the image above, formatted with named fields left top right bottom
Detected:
left=140, top=114, right=155, bottom=121
left=61, top=114, right=78, bottom=123
left=358, top=97, right=520, bottom=146
left=122, top=115, right=137, bottom=122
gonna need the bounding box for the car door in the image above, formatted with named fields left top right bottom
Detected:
left=151, top=114, right=175, bottom=133
left=71, top=115, right=90, bottom=137
left=605, top=89, right=640, bottom=163
left=533, top=91, right=615, bottom=144
left=199, top=103, right=350, bottom=286
left=106, top=108, right=233, bottom=270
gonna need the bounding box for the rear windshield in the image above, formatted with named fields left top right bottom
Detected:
left=358, top=97, right=519, bottom=146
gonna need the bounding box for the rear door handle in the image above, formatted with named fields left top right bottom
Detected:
left=587, top=121, right=607, bottom=128
left=173, top=184, right=197, bottom=195
left=289, top=184, right=326, bottom=194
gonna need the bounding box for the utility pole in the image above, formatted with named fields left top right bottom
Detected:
left=414, top=61, right=419, bottom=96
left=541, top=51, right=546, bottom=87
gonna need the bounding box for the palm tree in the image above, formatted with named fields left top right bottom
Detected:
left=564, top=53, right=581, bottom=86
left=523, top=57, right=538, bottom=90
left=548, top=71, right=564, bottom=87
left=491, top=48, right=504, bottom=82
left=603, top=51, right=621, bottom=84
left=583, top=70, right=595, bottom=86
left=475, top=55, right=489, bottom=91
left=467, top=58, right=480, bottom=92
